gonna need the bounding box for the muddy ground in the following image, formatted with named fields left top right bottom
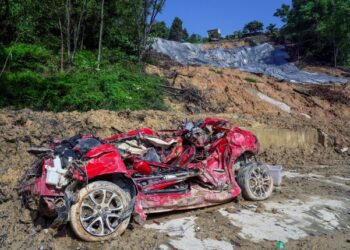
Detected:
left=0, top=108, right=349, bottom=250
left=0, top=63, right=349, bottom=249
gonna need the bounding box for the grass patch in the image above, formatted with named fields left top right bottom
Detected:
left=244, top=77, right=258, bottom=83
left=209, top=67, right=223, bottom=75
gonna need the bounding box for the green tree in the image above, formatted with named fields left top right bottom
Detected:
left=233, top=30, right=244, bottom=39
left=183, top=28, right=189, bottom=41
left=266, top=24, right=277, bottom=34
left=275, top=0, right=350, bottom=67
left=168, top=17, right=185, bottom=41
left=0, top=0, right=170, bottom=112
left=243, top=20, right=264, bottom=34
left=134, top=0, right=166, bottom=61
left=0, top=0, right=16, bottom=44
left=0, top=0, right=167, bottom=63
left=187, top=33, right=202, bottom=43
left=274, top=4, right=290, bottom=23
left=318, top=0, right=350, bottom=67
left=266, top=23, right=278, bottom=39
left=150, top=21, right=170, bottom=39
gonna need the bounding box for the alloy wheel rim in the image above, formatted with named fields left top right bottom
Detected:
left=80, top=189, right=123, bottom=236
left=248, top=167, right=272, bottom=198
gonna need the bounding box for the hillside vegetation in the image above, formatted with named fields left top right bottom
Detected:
left=0, top=44, right=165, bottom=111
left=0, top=0, right=349, bottom=112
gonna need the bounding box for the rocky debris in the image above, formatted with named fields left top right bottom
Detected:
left=255, top=203, right=266, bottom=213
left=160, top=85, right=212, bottom=113
left=335, top=147, right=350, bottom=154
left=0, top=186, right=10, bottom=204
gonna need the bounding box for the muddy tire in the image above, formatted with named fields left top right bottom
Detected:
left=237, top=163, right=273, bottom=201
left=70, top=181, right=131, bottom=241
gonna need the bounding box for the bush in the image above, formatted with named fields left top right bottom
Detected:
left=74, top=51, right=98, bottom=70
left=244, top=77, right=257, bottom=83
left=0, top=70, right=47, bottom=108
left=1, top=65, right=166, bottom=112
left=74, top=49, right=137, bottom=70
left=0, top=44, right=167, bottom=112
left=103, top=49, right=137, bottom=65
left=209, top=67, right=223, bottom=74
left=5, top=43, right=56, bottom=73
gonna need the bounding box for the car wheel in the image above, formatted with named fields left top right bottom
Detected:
left=70, top=181, right=131, bottom=241
left=237, top=163, right=273, bottom=201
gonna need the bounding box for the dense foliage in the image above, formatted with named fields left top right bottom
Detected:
left=275, top=0, right=350, bottom=67
left=243, top=21, right=264, bottom=34
left=187, top=34, right=202, bottom=44
left=168, top=17, right=188, bottom=42
left=151, top=17, right=201, bottom=43
left=266, top=24, right=278, bottom=38
left=0, top=0, right=167, bottom=112
left=0, top=0, right=166, bottom=58
left=151, top=21, right=170, bottom=39
left=0, top=44, right=165, bottom=111
left=1, top=0, right=349, bottom=113
left=232, top=21, right=265, bottom=39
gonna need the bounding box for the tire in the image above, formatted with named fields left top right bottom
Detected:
left=237, top=163, right=273, bottom=201
left=70, top=181, right=131, bottom=241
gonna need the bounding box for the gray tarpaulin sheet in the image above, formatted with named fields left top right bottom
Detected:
left=152, top=38, right=348, bottom=85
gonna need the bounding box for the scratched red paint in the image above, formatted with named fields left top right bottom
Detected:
left=19, top=118, right=259, bottom=224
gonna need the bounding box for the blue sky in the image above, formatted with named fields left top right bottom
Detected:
left=158, top=0, right=292, bottom=37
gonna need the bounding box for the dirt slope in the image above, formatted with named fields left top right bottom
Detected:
left=0, top=61, right=349, bottom=249
left=146, top=64, right=350, bottom=118
left=146, top=64, right=350, bottom=148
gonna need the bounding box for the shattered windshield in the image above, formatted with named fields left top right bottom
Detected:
left=75, top=138, right=101, bottom=155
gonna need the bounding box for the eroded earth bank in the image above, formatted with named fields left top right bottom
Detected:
left=0, top=62, right=350, bottom=249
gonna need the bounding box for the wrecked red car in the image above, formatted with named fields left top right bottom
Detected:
left=18, top=118, right=273, bottom=241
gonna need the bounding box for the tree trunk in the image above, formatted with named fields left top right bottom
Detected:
left=138, top=0, right=166, bottom=62
left=72, top=0, right=87, bottom=62
left=58, top=17, right=65, bottom=72
left=334, top=46, right=338, bottom=68
left=333, top=31, right=338, bottom=68
left=80, top=26, right=85, bottom=50
left=0, top=55, right=10, bottom=79
left=0, top=37, right=19, bottom=78
left=139, top=0, right=148, bottom=62
left=4, top=0, right=10, bottom=43
left=97, top=0, right=105, bottom=70
left=65, top=0, right=71, bottom=62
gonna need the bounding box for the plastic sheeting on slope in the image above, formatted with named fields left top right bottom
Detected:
left=152, top=38, right=348, bottom=85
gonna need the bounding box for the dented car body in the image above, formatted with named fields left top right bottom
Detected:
left=18, top=118, right=273, bottom=241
